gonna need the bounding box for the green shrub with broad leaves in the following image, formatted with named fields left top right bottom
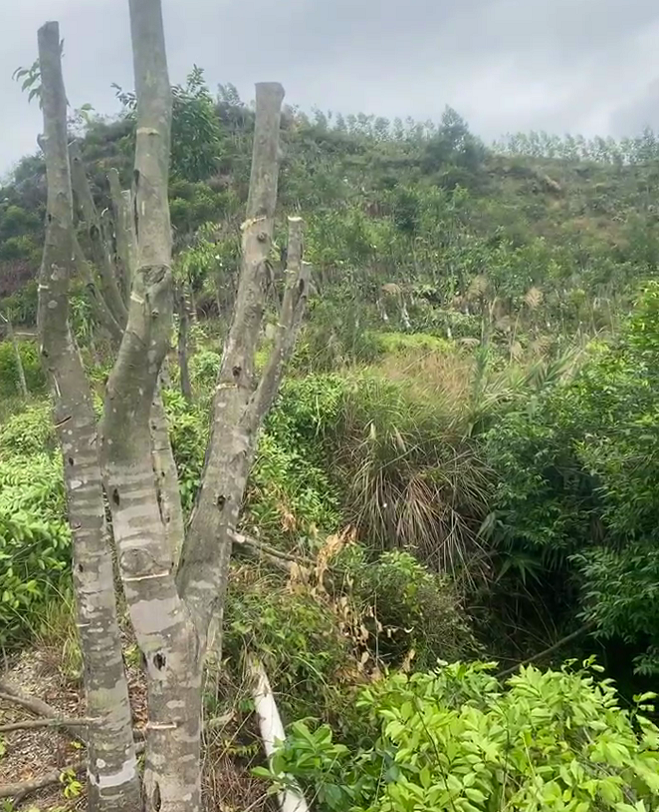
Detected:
left=483, top=281, right=659, bottom=673
left=262, top=659, right=659, bottom=812
left=223, top=569, right=353, bottom=723
left=0, top=401, right=54, bottom=457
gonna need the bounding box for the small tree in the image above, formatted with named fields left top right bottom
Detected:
left=36, top=3, right=309, bottom=811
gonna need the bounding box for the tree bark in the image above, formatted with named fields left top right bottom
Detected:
left=177, top=88, right=309, bottom=669
left=108, top=168, right=136, bottom=305
left=100, top=4, right=201, bottom=811
left=37, top=21, right=141, bottom=812
left=177, top=83, right=287, bottom=636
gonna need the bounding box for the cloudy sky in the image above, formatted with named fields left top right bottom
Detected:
left=1, top=0, right=659, bottom=175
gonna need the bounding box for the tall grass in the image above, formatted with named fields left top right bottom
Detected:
left=331, top=341, right=582, bottom=578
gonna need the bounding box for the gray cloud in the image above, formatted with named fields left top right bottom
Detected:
left=2, top=0, right=659, bottom=175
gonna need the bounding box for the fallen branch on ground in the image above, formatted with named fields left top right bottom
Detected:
left=0, top=759, right=86, bottom=801
left=231, top=531, right=315, bottom=567
left=0, top=717, right=97, bottom=733
left=496, top=622, right=596, bottom=679
left=0, top=684, right=88, bottom=743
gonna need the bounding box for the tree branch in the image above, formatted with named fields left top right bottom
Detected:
left=0, top=717, right=97, bottom=734
left=38, top=20, right=141, bottom=810
left=108, top=168, right=136, bottom=305
left=69, top=141, right=128, bottom=327
left=73, top=235, right=125, bottom=343
left=0, top=742, right=146, bottom=803
left=249, top=217, right=310, bottom=428
left=101, top=3, right=202, bottom=809
left=496, top=622, right=595, bottom=679
left=177, top=82, right=286, bottom=637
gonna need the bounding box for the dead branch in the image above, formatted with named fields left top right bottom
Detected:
left=496, top=622, right=595, bottom=679
left=231, top=531, right=315, bottom=567
left=0, top=717, right=97, bottom=733
left=0, top=759, right=86, bottom=801
left=0, top=683, right=86, bottom=742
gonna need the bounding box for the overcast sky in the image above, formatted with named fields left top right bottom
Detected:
left=1, top=0, right=659, bottom=176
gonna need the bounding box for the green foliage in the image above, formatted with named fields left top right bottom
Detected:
left=0, top=339, right=45, bottom=397
left=224, top=571, right=353, bottom=722
left=482, top=282, right=659, bottom=672
left=247, top=375, right=346, bottom=542
left=265, top=659, right=659, bottom=812
left=0, top=451, right=70, bottom=646
left=163, top=388, right=209, bottom=514
left=329, top=548, right=479, bottom=669
left=114, top=66, right=223, bottom=183
left=0, top=401, right=54, bottom=457
left=336, top=372, right=491, bottom=572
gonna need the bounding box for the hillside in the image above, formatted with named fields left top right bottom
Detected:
left=2, top=71, right=659, bottom=811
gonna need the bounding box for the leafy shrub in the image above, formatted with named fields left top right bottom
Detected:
left=482, top=282, right=659, bottom=674
left=0, top=453, right=70, bottom=646
left=264, top=659, right=659, bottom=812
left=0, top=339, right=45, bottom=397
left=246, top=432, right=339, bottom=543
left=163, top=388, right=209, bottom=514
left=189, top=348, right=222, bottom=392
left=223, top=569, right=353, bottom=722
left=0, top=401, right=54, bottom=457
left=329, top=548, right=479, bottom=669
left=244, top=374, right=347, bottom=544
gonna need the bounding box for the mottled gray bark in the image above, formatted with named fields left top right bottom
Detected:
left=108, top=169, right=136, bottom=305
left=100, top=3, right=201, bottom=811
left=72, top=142, right=184, bottom=575
left=36, top=21, right=141, bottom=812
left=177, top=86, right=309, bottom=653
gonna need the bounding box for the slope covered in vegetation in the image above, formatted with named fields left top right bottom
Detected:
left=2, top=71, right=659, bottom=810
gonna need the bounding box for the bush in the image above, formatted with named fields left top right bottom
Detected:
left=0, top=401, right=54, bottom=457
left=264, top=659, right=659, bottom=812
left=0, top=452, right=70, bottom=646
left=329, top=547, right=479, bottom=669
left=223, top=569, right=353, bottom=723
left=481, top=282, right=659, bottom=674
left=163, top=388, right=209, bottom=514
left=0, top=338, right=45, bottom=397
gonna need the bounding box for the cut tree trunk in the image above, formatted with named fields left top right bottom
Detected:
left=100, top=2, right=202, bottom=810
left=36, top=20, right=141, bottom=812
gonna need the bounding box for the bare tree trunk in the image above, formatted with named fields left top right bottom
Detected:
left=176, top=286, right=193, bottom=403
left=70, top=142, right=128, bottom=328
left=108, top=168, right=136, bottom=304
left=100, top=4, right=201, bottom=810
left=37, top=21, right=141, bottom=812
